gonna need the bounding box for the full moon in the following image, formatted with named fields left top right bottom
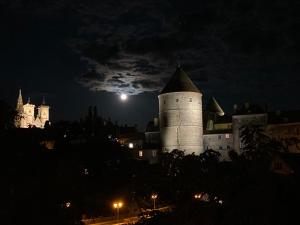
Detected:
left=120, top=94, right=128, bottom=101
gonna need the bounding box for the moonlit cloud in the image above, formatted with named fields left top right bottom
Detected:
left=4, top=0, right=300, bottom=96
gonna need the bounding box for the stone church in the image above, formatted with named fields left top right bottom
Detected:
left=14, top=90, right=50, bottom=129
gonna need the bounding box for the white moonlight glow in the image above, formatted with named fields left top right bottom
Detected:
left=120, top=94, right=128, bottom=101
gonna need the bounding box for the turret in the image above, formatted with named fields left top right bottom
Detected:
left=14, top=89, right=24, bottom=128
left=16, top=89, right=23, bottom=112
left=158, top=66, right=203, bottom=155
left=37, top=97, right=50, bottom=128
left=23, top=97, right=35, bottom=127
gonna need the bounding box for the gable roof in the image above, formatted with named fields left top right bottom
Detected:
left=160, top=66, right=201, bottom=94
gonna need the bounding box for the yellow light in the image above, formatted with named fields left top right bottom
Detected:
left=151, top=194, right=158, bottom=199
left=113, top=201, right=123, bottom=209
left=128, top=143, right=134, bottom=149
left=194, top=193, right=202, bottom=199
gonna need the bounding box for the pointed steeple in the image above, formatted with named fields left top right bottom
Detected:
left=16, top=89, right=24, bottom=111
left=207, top=97, right=225, bottom=116
left=42, top=96, right=45, bottom=105
left=160, top=66, right=201, bottom=94
left=27, top=97, right=31, bottom=104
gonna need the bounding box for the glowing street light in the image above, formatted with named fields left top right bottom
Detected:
left=194, top=193, right=202, bottom=200
left=113, top=201, right=123, bottom=221
left=151, top=194, right=158, bottom=210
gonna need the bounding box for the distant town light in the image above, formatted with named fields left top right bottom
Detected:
left=65, top=202, right=71, bottom=208
left=128, top=143, right=134, bottom=149
left=194, top=193, right=202, bottom=199
left=139, top=150, right=143, bottom=157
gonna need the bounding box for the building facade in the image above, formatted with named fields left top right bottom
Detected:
left=143, top=67, right=300, bottom=163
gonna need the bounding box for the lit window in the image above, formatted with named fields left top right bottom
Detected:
left=65, top=202, right=71, bottom=208
left=225, top=134, right=230, bottom=139
left=128, top=143, right=134, bottom=149
left=139, top=150, right=143, bottom=157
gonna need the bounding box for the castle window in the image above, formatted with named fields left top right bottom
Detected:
left=218, top=135, right=222, bottom=140
left=225, top=134, right=230, bottom=139
left=189, top=98, right=192, bottom=102
left=139, top=150, right=143, bottom=157
left=227, top=145, right=230, bottom=150
left=164, top=100, right=166, bottom=104
left=176, top=99, right=179, bottom=102
left=219, top=146, right=223, bottom=150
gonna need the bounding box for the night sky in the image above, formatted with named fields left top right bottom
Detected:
left=1, top=0, right=300, bottom=130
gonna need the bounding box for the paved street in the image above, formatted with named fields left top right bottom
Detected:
left=83, top=215, right=139, bottom=225
left=82, top=206, right=172, bottom=225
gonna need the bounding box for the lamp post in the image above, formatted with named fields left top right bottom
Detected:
left=194, top=193, right=202, bottom=200
left=151, top=194, right=158, bottom=210
left=113, top=201, right=123, bottom=222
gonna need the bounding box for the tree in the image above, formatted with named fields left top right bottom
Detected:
left=240, top=124, right=284, bottom=161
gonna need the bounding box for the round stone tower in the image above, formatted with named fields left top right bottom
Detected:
left=158, top=66, right=203, bottom=155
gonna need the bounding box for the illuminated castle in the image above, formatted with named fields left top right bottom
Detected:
left=14, top=90, right=50, bottom=129
left=158, top=66, right=204, bottom=155
left=142, top=66, right=300, bottom=161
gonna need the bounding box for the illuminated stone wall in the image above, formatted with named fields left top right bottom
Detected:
left=38, top=105, right=50, bottom=128
left=203, top=133, right=233, bottom=161
left=159, top=91, right=203, bottom=155
left=22, top=103, right=35, bottom=128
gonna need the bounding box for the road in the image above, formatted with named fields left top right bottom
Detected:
left=83, top=216, right=139, bottom=225
left=82, top=206, right=172, bottom=225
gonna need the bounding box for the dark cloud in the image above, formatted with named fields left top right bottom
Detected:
left=3, top=0, right=300, bottom=97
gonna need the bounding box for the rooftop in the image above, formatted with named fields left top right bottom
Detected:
left=160, top=66, right=201, bottom=94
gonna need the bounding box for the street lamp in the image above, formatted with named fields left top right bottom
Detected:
left=194, top=193, right=202, bottom=200
left=151, top=194, right=158, bottom=210
left=113, top=201, right=123, bottom=221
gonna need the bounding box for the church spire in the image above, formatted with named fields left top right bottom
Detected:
left=16, top=89, right=23, bottom=111
left=42, top=96, right=45, bottom=105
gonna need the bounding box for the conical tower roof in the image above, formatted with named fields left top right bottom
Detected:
left=16, top=89, right=23, bottom=111
left=207, top=97, right=225, bottom=116
left=160, top=66, right=201, bottom=94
